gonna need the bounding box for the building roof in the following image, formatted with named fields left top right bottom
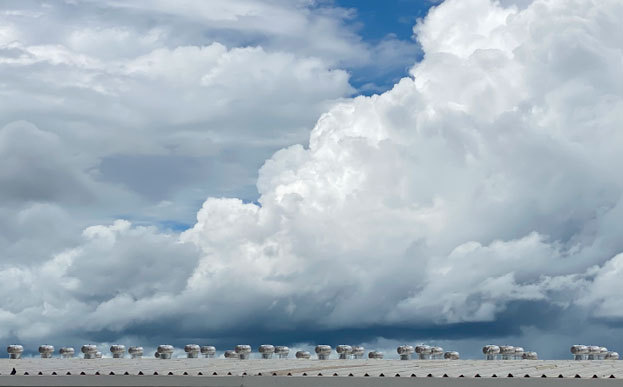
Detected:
left=1, top=359, right=622, bottom=379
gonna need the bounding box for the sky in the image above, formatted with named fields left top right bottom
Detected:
left=1, top=0, right=623, bottom=360
left=331, top=0, right=434, bottom=91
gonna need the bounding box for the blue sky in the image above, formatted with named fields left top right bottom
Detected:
left=335, top=0, right=435, bottom=41
left=334, top=0, right=437, bottom=92
left=1, top=0, right=623, bottom=360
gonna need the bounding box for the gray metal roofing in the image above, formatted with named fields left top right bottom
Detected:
left=1, top=359, right=623, bottom=379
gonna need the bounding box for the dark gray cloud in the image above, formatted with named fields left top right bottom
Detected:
left=0, top=121, right=95, bottom=204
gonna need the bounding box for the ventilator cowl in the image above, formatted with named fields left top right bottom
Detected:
left=352, top=346, right=364, bottom=359
left=39, top=345, right=54, bottom=358
left=295, top=350, right=311, bottom=359
left=570, top=345, right=588, bottom=354
left=415, top=345, right=432, bottom=360
left=59, top=347, right=75, bottom=359
left=224, top=350, right=239, bottom=359
left=336, top=345, right=353, bottom=359
left=523, top=351, right=538, bottom=360
left=81, top=344, right=98, bottom=359
left=7, top=345, right=24, bottom=359
left=110, top=345, right=126, bottom=359
left=606, top=352, right=620, bottom=360
left=483, top=345, right=500, bottom=360
left=315, top=345, right=332, bottom=360
left=259, top=345, right=275, bottom=359
left=368, top=351, right=384, bottom=359
left=128, top=346, right=143, bottom=359
left=500, top=345, right=515, bottom=360
left=275, top=346, right=289, bottom=359
left=157, top=345, right=174, bottom=360
left=397, top=345, right=415, bottom=360
left=235, top=345, right=252, bottom=360
left=431, top=346, right=444, bottom=359
left=444, top=351, right=460, bottom=360
left=571, top=345, right=588, bottom=360
left=184, top=344, right=200, bottom=358
left=201, top=346, right=216, bottom=358
left=588, top=345, right=601, bottom=360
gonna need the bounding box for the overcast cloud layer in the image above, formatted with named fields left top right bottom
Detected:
left=2, top=0, right=623, bottom=359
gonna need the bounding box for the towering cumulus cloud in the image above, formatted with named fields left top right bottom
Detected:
left=182, top=0, right=623, bottom=345
left=2, top=0, right=623, bottom=358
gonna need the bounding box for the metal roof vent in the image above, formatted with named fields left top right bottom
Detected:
left=201, top=345, right=216, bottom=358
left=157, top=345, right=174, bottom=359
left=295, top=350, right=311, bottom=359
left=352, top=346, right=364, bottom=359
left=275, top=346, right=289, bottom=359
left=599, top=347, right=609, bottom=360
left=482, top=345, right=500, bottom=360
left=415, top=345, right=432, bottom=360
left=95, top=351, right=102, bottom=358
left=444, top=351, right=460, bottom=360
left=7, top=345, right=23, bottom=359
left=605, top=351, right=620, bottom=360
left=259, top=345, right=275, bottom=359
left=81, top=344, right=98, bottom=359
left=368, top=351, right=384, bottom=359
left=522, top=351, right=538, bottom=360
left=235, top=345, right=252, bottom=360
left=315, top=345, right=332, bottom=360
left=39, top=345, right=54, bottom=358
left=336, top=345, right=353, bottom=359
left=184, top=344, right=200, bottom=358
left=513, top=347, right=525, bottom=360
left=500, top=345, right=515, bottom=360
left=110, top=345, right=126, bottom=359
left=128, top=346, right=143, bottom=359
left=588, top=346, right=601, bottom=360
left=224, top=350, right=239, bottom=359
left=397, top=345, right=414, bottom=360
left=59, top=347, right=75, bottom=359
left=571, top=345, right=588, bottom=360
left=431, top=346, right=444, bottom=360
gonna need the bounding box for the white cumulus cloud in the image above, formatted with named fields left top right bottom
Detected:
left=1, top=0, right=623, bottom=359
